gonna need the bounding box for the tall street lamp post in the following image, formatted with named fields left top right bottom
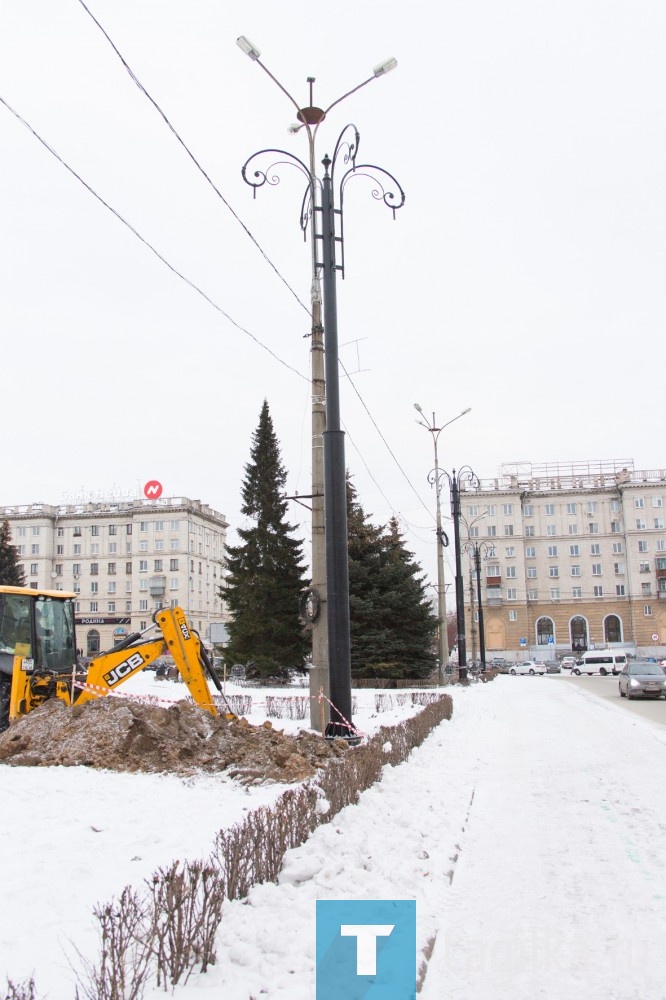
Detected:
left=237, top=38, right=405, bottom=739
left=414, top=406, right=471, bottom=684
left=462, top=538, right=492, bottom=671
left=440, top=466, right=479, bottom=680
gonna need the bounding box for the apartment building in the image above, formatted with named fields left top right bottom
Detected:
left=3, top=495, right=228, bottom=656
left=458, top=459, right=666, bottom=660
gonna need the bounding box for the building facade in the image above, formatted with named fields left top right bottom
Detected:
left=458, top=460, right=666, bottom=660
left=3, top=496, right=228, bottom=656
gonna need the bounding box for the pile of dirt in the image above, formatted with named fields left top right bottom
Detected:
left=0, top=697, right=348, bottom=783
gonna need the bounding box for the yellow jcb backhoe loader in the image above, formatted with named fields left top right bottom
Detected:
left=0, top=586, right=234, bottom=732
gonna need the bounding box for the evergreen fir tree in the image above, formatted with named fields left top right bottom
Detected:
left=347, top=479, right=437, bottom=680
left=0, top=518, right=25, bottom=587
left=223, top=401, right=309, bottom=680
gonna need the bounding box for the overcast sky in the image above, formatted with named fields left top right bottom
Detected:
left=1, top=0, right=664, bottom=589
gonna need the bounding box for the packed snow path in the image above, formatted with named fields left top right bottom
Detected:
left=3, top=677, right=666, bottom=999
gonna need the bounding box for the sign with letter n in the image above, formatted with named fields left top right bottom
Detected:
left=316, top=899, right=416, bottom=1000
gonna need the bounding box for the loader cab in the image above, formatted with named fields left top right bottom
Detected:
left=0, top=587, right=77, bottom=676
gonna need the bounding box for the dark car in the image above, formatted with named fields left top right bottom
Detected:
left=618, top=662, right=666, bottom=699
left=544, top=660, right=561, bottom=674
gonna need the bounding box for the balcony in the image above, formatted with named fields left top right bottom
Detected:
left=485, top=576, right=502, bottom=587
left=486, top=587, right=502, bottom=606
left=149, top=575, right=166, bottom=596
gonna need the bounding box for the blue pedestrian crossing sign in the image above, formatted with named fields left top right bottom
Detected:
left=519, top=638, right=527, bottom=646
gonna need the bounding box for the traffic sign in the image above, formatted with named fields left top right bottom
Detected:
left=519, top=638, right=527, bottom=646
left=547, top=636, right=554, bottom=644
left=652, top=633, right=660, bottom=642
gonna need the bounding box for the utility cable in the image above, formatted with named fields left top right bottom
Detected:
left=0, top=95, right=308, bottom=382
left=76, top=0, right=310, bottom=317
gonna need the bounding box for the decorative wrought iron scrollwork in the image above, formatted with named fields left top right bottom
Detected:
left=241, top=148, right=315, bottom=235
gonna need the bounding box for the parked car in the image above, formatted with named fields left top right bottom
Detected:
left=544, top=660, right=561, bottom=673
left=509, top=661, right=547, bottom=676
left=560, top=657, right=577, bottom=670
left=618, top=662, right=666, bottom=699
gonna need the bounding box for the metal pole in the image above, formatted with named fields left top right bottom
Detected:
left=320, top=156, right=353, bottom=738
left=475, top=544, right=486, bottom=669
left=432, top=433, right=449, bottom=683
left=451, top=471, right=467, bottom=679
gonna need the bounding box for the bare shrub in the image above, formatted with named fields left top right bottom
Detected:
left=145, top=858, right=225, bottom=987
left=73, top=887, right=151, bottom=1000
left=225, top=694, right=252, bottom=716
left=265, top=696, right=309, bottom=720
left=3, top=979, right=41, bottom=1000
left=411, top=692, right=440, bottom=706
left=396, top=694, right=408, bottom=706
left=374, top=693, right=394, bottom=712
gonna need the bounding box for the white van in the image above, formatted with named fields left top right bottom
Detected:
left=573, top=651, right=627, bottom=676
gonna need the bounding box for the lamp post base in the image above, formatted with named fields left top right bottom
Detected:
left=324, top=720, right=361, bottom=745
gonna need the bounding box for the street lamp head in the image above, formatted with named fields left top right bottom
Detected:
left=288, top=123, right=303, bottom=134
left=462, top=407, right=472, bottom=416
left=373, top=57, right=398, bottom=77
left=237, top=35, right=261, bottom=60
left=414, top=402, right=423, bottom=413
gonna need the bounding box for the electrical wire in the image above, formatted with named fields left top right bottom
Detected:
left=76, top=0, right=311, bottom=318
left=0, top=95, right=308, bottom=383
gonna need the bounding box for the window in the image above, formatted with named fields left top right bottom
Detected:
left=571, top=566, right=581, bottom=577
left=572, top=587, right=582, bottom=599
left=614, top=562, right=625, bottom=574
left=126, top=562, right=132, bottom=574
left=155, top=520, right=164, bottom=531
left=32, top=526, right=40, bottom=536
left=469, top=526, right=479, bottom=538
left=567, top=503, right=576, bottom=515
left=504, top=524, right=514, bottom=536
left=169, top=558, right=179, bottom=572
left=642, top=582, right=651, bottom=596
left=108, top=562, right=116, bottom=575
left=547, top=525, right=556, bottom=536
left=657, top=541, right=666, bottom=552
left=125, top=581, right=132, bottom=593
left=611, top=522, right=621, bottom=533
left=139, top=580, right=148, bottom=592
left=615, top=585, right=626, bottom=596
left=154, top=559, right=163, bottom=572
left=109, top=525, right=117, bottom=536
left=90, top=563, right=99, bottom=575
left=140, top=621, right=147, bottom=631
left=109, top=543, right=117, bottom=554
left=170, top=577, right=179, bottom=590
left=108, top=582, right=116, bottom=595
left=90, top=543, right=99, bottom=555
left=524, top=504, right=534, bottom=517
left=91, top=525, right=99, bottom=536
left=505, top=546, right=515, bottom=558
left=139, top=560, right=148, bottom=572
left=487, top=564, right=500, bottom=577
left=593, top=585, right=603, bottom=597
left=125, top=601, right=132, bottom=612
left=31, top=544, right=39, bottom=555
left=527, top=567, right=537, bottom=578
left=526, top=546, right=536, bottom=558
left=487, top=526, right=497, bottom=537
left=592, top=564, right=602, bottom=576
left=549, top=567, right=559, bottom=578
left=108, top=601, right=116, bottom=613
left=73, top=544, right=81, bottom=555
left=635, top=497, right=645, bottom=508
left=56, top=544, right=64, bottom=556
left=16, top=545, right=25, bottom=556
left=126, top=524, right=132, bottom=535
left=527, top=589, right=538, bottom=600
left=653, top=497, right=663, bottom=508
left=73, top=581, right=80, bottom=594
left=73, top=563, right=81, bottom=575
left=639, top=561, right=650, bottom=573
left=568, top=524, right=578, bottom=535
left=545, top=504, right=555, bottom=515
left=506, top=566, right=516, bottom=578
left=612, top=542, right=623, bottom=554
left=570, top=544, right=580, bottom=556
left=588, top=523, right=599, bottom=534
left=155, top=539, right=164, bottom=550
left=636, top=519, right=647, bottom=530
left=90, top=601, right=98, bottom=612
left=139, top=599, right=148, bottom=611
left=170, top=539, right=179, bottom=550
left=139, top=541, right=148, bottom=552
left=644, top=605, right=653, bottom=616
left=73, top=526, right=82, bottom=537
left=638, top=540, right=648, bottom=553
left=506, top=588, right=517, bottom=600
left=548, top=545, right=558, bottom=557
left=503, top=504, right=513, bottom=515
left=525, top=525, right=535, bottom=537
left=509, top=610, right=518, bottom=621
left=30, top=563, right=38, bottom=575
left=90, top=582, right=98, bottom=594
left=54, top=564, right=63, bottom=577
left=586, top=501, right=597, bottom=514
left=468, top=505, right=479, bottom=517
left=654, top=518, right=665, bottom=530
left=170, top=520, right=180, bottom=530
left=140, top=522, right=148, bottom=532
left=550, top=588, right=560, bottom=600
left=590, top=544, right=601, bottom=555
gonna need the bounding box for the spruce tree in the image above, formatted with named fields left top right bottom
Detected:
left=347, top=479, right=438, bottom=680
left=0, top=518, right=25, bottom=587
left=223, top=401, right=309, bottom=680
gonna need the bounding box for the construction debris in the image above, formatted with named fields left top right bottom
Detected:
left=0, top=697, right=348, bottom=783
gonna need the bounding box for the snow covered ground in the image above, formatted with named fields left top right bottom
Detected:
left=2, top=674, right=666, bottom=999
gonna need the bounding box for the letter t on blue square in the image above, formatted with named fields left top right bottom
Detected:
left=316, top=900, right=416, bottom=1000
